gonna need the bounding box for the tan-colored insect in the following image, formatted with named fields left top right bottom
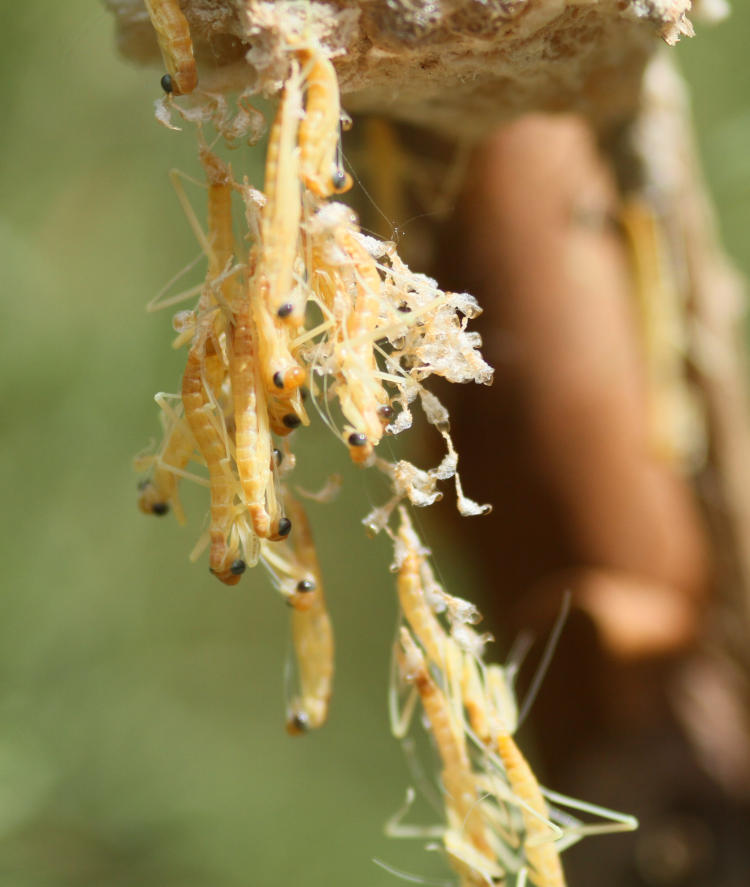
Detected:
left=334, top=229, right=393, bottom=462
left=189, top=158, right=277, bottom=541
left=201, top=148, right=237, bottom=288
left=305, top=206, right=392, bottom=462
left=137, top=402, right=196, bottom=524
left=394, top=509, right=449, bottom=670
left=460, top=663, right=566, bottom=887
left=296, top=47, right=352, bottom=198
left=396, top=628, right=494, bottom=864
left=392, top=509, right=480, bottom=727
left=455, top=620, right=565, bottom=887
left=138, top=151, right=236, bottom=526
left=182, top=325, right=244, bottom=585
left=178, top=146, right=279, bottom=560
left=242, top=69, right=310, bottom=419
left=392, top=511, right=565, bottom=885
left=283, top=494, right=334, bottom=733
left=494, top=732, right=565, bottom=887
left=256, top=66, right=306, bottom=327
left=228, top=295, right=292, bottom=543
left=229, top=288, right=273, bottom=538
left=144, top=0, right=198, bottom=96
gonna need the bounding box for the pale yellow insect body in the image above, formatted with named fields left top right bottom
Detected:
left=395, top=511, right=449, bottom=669
left=397, top=628, right=495, bottom=863
left=182, top=332, right=244, bottom=585
left=229, top=293, right=273, bottom=539
left=495, top=734, right=565, bottom=887
left=296, top=47, right=352, bottom=198
left=305, top=204, right=392, bottom=461
left=202, top=149, right=236, bottom=280
left=137, top=410, right=196, bottom=524
left=392, top=511, right=566, bottom=886
left=257, top=66, right=306, bottom=329
left=284, top=495, right=334, bottom=733
left=333, top=229, right=392, bottom=461
left=256, top=493, right=333, bottom=731
left=144, top=0, right=198, bottom=95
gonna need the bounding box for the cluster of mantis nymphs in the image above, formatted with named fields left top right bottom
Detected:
left=135, top=4, right=636, bottom=885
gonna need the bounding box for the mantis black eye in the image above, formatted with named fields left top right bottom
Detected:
left=378, top=405, right=394, bottom=421
left=273, top=371, right=285, bottom=389
left=160, top=74, right=173, bottom=93
left=348, top=432, right=367, bottom=447
left=283, top=413, right=301, bottom=429
left=230, top=559, right=247, bottom=575
left=151, top=502, right=170, bottom=516
left=296, top=579, right=316, bottom=592
left=273, top=448, right=283, bottom=466
left=277, top=302, right=294, bottom=319
left=289, top=711, right=309, bottom=733
left=331, top=169, right=348, bottom=191
left=277, top=517, right=292, bottom=537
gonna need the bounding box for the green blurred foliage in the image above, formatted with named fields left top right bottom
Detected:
left=0, top=2, right=747, bottom=886
left=677, top=2, right=750, bottom=277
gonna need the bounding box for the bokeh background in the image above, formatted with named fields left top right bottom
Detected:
left=0, top=2, right=748, bottom=885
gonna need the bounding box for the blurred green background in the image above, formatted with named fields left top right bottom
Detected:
left=0, top=3, right=748, bottom=886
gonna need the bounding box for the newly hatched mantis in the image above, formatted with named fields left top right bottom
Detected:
left=136, top=394, right=197, bottom=524
left=138, top=149, right=238, bottom=535
left=296, top=45, right=352, bottom=198
left=182, top=324, right=245, bottom=585
left=398, top=527, right=552, bottom=875
left=253, top=490, right=333, bottom=731
left=179, top=149, right=246, bottom=583
left=229, top=285, right=273, bottom=538
left=229, top=292, right=294, bottom=542
left=255, top=64, right=307, bottom=335
left=396, top=627, right=497, bottom=880
left=304, top=203, right=393, bottom=462
left=388, top=510, right=638, bottom=886
left=144, top=0, right=198, bottom=95
left=244, top=69, right=308, bottom=467
left=332, top=227, right=393, bottom=462
left=283, top=494, right=334, bottom=733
